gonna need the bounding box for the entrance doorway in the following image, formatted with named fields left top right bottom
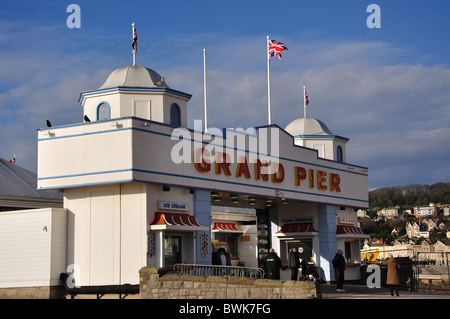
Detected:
left=164, top=235, right=182, bottom=266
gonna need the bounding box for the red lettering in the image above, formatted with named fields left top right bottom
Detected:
left=236, top=156, right=251, bottom=179
left=330, top=173, right=341, bottom=192
left=254, top=159, right=269, bottom=181
left=271, top=163, right=285, bottom=183
left=308, top=169, right=314, bottom=188
left=215, top=152, right=231, bottom=176
left=317, top=170, right=327, bottom=190
left=295, top=166, right=306, bottom=186
left=193, top=148, right=211, bottom=173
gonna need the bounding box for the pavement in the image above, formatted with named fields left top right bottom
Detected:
left=319, top=283, right=450, bottom=299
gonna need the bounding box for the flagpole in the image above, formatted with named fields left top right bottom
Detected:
left=303, top=85, right=307, bottom=118
left=267, top=35, right=271, bottom=125
left=203, top=48, right=208, bottom=132
left=132, top=23, right=136, bottom=66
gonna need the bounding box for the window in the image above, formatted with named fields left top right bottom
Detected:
left=170, top=103, right=181, bottom=127
left=97, top=102, right=110, bottom=121
left=344, top=241, right=352, bottom=263
left=336, top=145, right=343, bottom=163
left=287, top=240, right=313, bottom=261
left=214, top=233, right=239, bottom=257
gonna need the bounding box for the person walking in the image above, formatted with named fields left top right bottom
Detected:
left=265, top=248, right=282, bottom=279
left=332, top=249, right=346, bottom=292
left=288, top=247, right=301, bottom=280
left=382, top=254, right=400, bottom=296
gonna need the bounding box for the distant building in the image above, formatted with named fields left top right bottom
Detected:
left=406, top=222, right=421, bottom=239
left=444, top=206, right=450, bottom=216
left=414, top=203, right=437, bottom=218
left=357, top=209, right=369, bottom=218
left=379, top=207, right=399, bottom=219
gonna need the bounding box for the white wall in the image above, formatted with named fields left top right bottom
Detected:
left=0, top=208, right=67, bottom=288
left=65, top=183, right=147, bottom=286
left=238, top=225, right=258, bottom=267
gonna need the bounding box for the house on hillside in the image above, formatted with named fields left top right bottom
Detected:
left=414, top=204, right=437, bottom=218
left=379, top=207, right=400, bottom=219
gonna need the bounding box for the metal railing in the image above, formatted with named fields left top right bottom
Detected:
left=361, top=248, right=450, bottom=292
left=415, top=252, right=450, bottom=292
left=173, top=263, right=265, bottom=279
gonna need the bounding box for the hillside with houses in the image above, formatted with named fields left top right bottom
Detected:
left=359, top=182, right=450, bottom=255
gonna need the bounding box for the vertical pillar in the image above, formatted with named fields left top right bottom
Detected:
left=153, top=230, right=164, bottom=268
left=268, top=204, right=279, bottom=254
left=193, top=189, right=211, bottom=265
left=318, top=204, right=337, bottom=282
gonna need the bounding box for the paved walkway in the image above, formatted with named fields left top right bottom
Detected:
left=320, top=283, right=450, bottom=299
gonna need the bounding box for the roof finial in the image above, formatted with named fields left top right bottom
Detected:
left=132, top=23, right=137, bottom=66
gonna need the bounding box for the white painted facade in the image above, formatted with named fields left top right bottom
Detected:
left=0, top=208, right=67, bottom=288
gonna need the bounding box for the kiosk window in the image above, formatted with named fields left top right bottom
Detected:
left=287, top=239, right=313, bottom=261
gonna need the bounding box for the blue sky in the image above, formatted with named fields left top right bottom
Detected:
left=0, top=1, right=449, bottom=190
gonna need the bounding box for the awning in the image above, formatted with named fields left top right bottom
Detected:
left=150, top=212, right=209, bottom=231
left=212, top=222, right=240, bottom=232
left=275, top=223, right=318, bottom=237
left=336, top=225, right=369, bottom=239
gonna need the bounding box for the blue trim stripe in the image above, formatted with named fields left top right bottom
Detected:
left=78, top=86, right=192, bottom=103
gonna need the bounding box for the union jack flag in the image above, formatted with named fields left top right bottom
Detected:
left=305, top=89, right=309, bottom=106
left=132, top=28, right=138, bottom=53
left=268, top=39, right=288, bottom=59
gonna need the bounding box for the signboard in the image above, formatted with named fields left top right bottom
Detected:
left=338, top=217, right=355, bottom=225
left=157, top=201, right=189, bottom=211
left=281, top=217, right=314, bottom=224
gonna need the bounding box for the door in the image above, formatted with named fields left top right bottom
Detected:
left=164, top=235, right=182, bottom=266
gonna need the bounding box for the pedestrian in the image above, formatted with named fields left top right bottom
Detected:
left=265, top=248, right=282, bottom=279
left=215, top=248, right=226, bottom=265
left=288, top=247, right=301, bottom=280
left=332, top=249, right=346, bottom=292
left=382, top=254, right=400, bottom=296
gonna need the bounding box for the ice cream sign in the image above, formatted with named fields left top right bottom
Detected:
left=157, top=201, right=189, bottom=211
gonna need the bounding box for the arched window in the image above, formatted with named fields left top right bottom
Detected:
left=97, top=102, right=110, bottom=121
left=336, top=145, right=344, bottom=163
left=170, top=103, right=181, bottom=127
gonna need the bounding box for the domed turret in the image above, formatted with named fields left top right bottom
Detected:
left=285, top=117, right=333, bottom=136
left=285, top=117, right=348, bottom=162
left=99, top=65, right=169, bottom=89
left=79, top=65, right=191, bottom=127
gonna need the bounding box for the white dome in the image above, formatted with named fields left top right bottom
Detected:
left=99, top=65, right=169, bottom=89
left=285, top=117, right=333, bottom=136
